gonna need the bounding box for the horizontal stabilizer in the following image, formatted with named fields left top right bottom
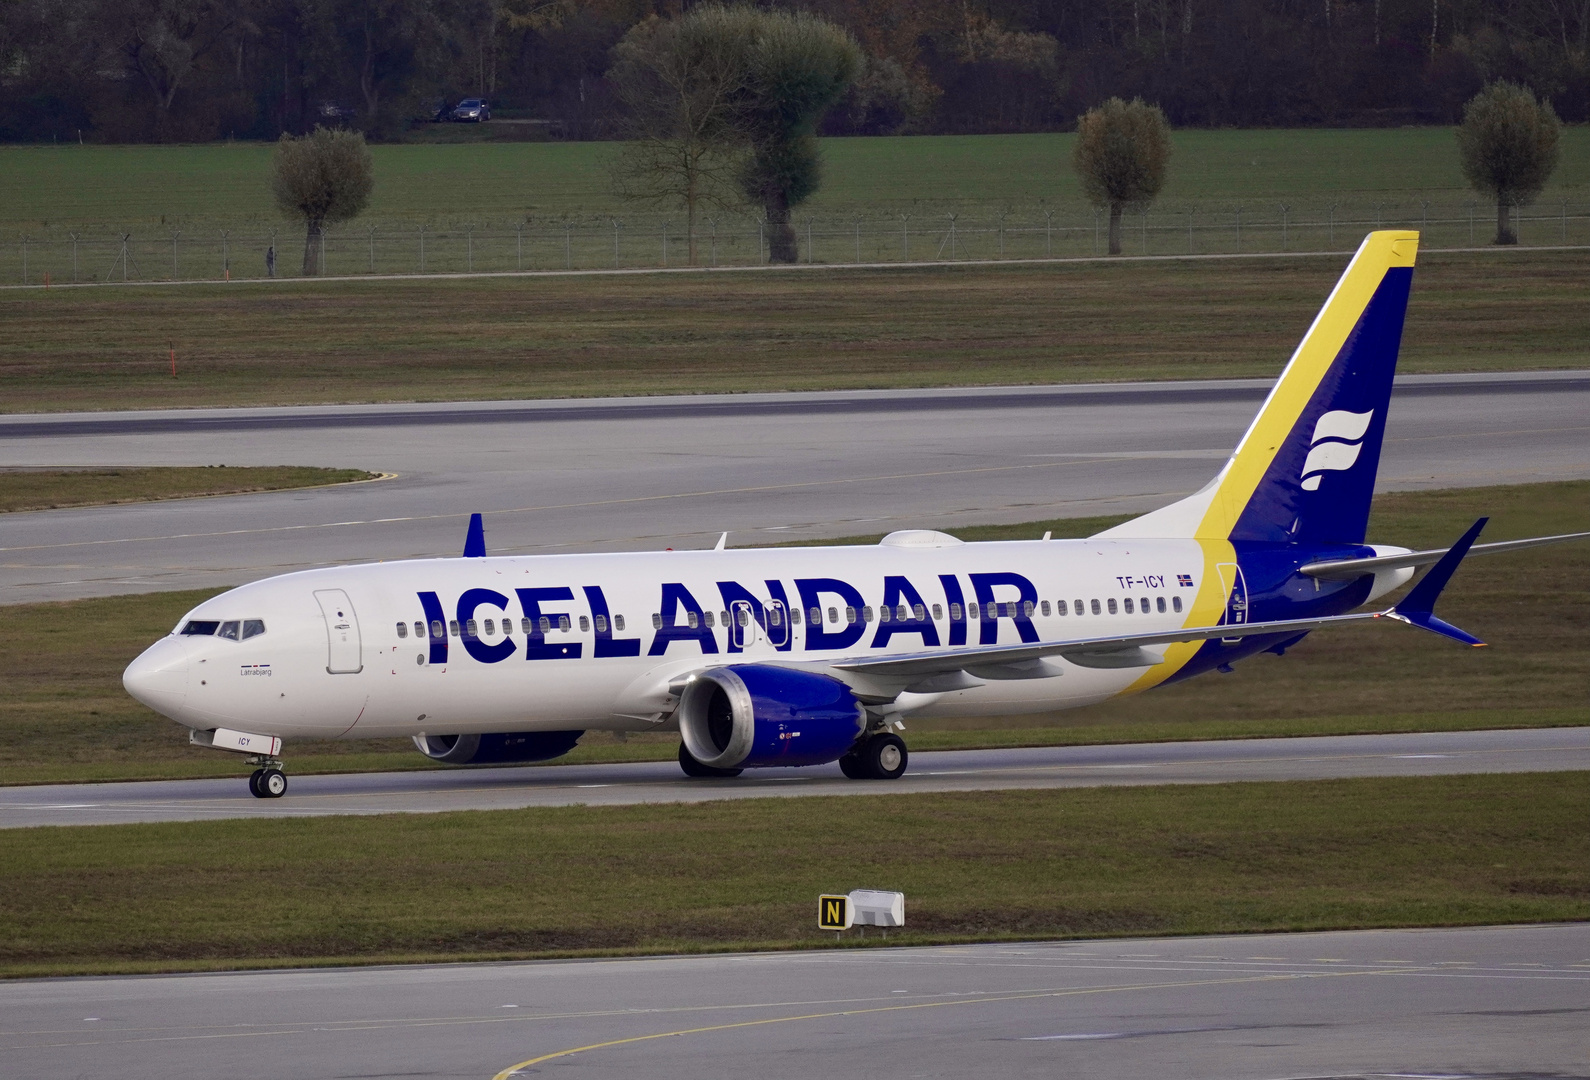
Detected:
left=1300, top=529, right=1590, bottom=580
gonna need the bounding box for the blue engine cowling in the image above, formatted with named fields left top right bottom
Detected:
left=678, top=665, right=865, bottom=770
left=413, top=730, right=584, bottom=765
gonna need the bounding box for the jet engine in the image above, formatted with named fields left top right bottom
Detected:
left=413, top=730, right=584, bottom=765
left=678, top=665, right=865, bottom=770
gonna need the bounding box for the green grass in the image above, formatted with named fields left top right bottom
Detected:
left=3, top=248, right=1587, bottom=413
left=3, top=480, right=1585, bottom=787
left=1, top=772, right=1585, bottom=977
left=0, top=466, right=378, bottom=513
left=3, top=130, right=1588, bottom=231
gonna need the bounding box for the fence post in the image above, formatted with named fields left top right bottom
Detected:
left=807, top=218, right=814, bottom=263
left=1187, top=209, right=1194, bottom=253
left=1044, top=210, right=1054, bottom=256
left=1235, top=206, right=1242, bottom=253
left=998, top=212, right=1007, bottom=257
left=171, top=231, right=180, bottom=280
left=564, top=222, right=572, bottom=270
left=854, top=218, right=861, bottom=264
left=1421, top=198, right=1429, bottom=238
left=899, top=214, right=909, bottom=261
left=419, top=225, right=426, bottom=273
left=946, top=213, right=957, bottom=260
left=1328, top=203, right=1336, bottom=247
left=1141, top=208, right=1148, bottom=255
left=1093, top=209, right=1099, bottom=255
left=1467, top=203, right=1474, bottom=244
left=519, top=221, right=526, bottom=271
left=1280, top=204, right=1289, bottom=251
left=467, top=228, right=474, bottom=273
left=710, top=217, right=719, bottom=266
left=222, top=230, right=230, bottom=281
left=1562, top=201, right=1568, bottom=243
left=21, top=236, right=28, bottom=285
left=663, top=221, right=669, bottom=267
left=320, top=228, right=326, bottom=276
left=70, top=232, right=79, bottom=282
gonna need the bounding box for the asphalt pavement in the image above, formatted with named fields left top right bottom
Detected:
left=4, top=371, right=1590, bottom=602
left=4, top=924, right=1587, bottom=1080
left=4, top=726, right=1586, bottom=828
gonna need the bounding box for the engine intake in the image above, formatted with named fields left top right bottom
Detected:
left=413, top=730, right=584, bottom=765
left=678, top=665, right=865, bottom=770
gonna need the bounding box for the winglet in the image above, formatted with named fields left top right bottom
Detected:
left=1386, top=516, right=1487, bottom=646
left=463, top=513, right=487, bottom=558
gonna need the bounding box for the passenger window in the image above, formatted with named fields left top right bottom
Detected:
left=1124, top=598, right=1134, bottom=614
left=790, top=608, right=801, bottom=624
left=431, top=620, right=444, bottom=639
left=863, top=606, right=873, bottom=623
left=1156, top=596, right=1166, bottom=613
left=483, top=619, right=495, bottom=635
left=879, top=605, right=890, bottom=623
left=595, top=614, right=608, bottom=633
left=415, top=622, right=425, bottom=638
left=827, top=607, right=838, bottom=624
left=449, top=620, right=460, bottom=636
left=1091, top=599, right=1102, bottom=615
left=913, top=603, right=924, bottom=621
left=735, top=609, right=748, bottom=627
left=579, top=616, right=590, bottom=632
left=845, top=606, right=857, bottom=625
left=1172, top=596, right=1183, bottom=613
left=242, top=619, right=266, bottom=640
left=521, top=618, right=532, bottom=634
left=558, top=615, right=571, bottom=632
left=1141, top=597, right=1151, bottom=614
left=932, top=604, right=943, bottom=620
left=969, top=602, right=980, bottom=620
left=397, top=622, right=409, bottom=638
left=950, top=603, right=963, bottom=620
left=539, top=616, right=551, bottom=633
left=1023, top=600, right=1034, bottom=617
left=615, top=615, right=626, bottom=631
left=687, top=611, right=699, bottom=629
left=181, top=620, right=220, bottom=636
left=769, top=608, right=782, bottom=626
left=1107, top=599, right=1118, bottom=614
left=1057, top=600, right=1068, bottom=616
left=652, top=613, right=663, bottom=630
left=1041, top=600, right=1051, bottom=617
left=217, top=620, right=241, bottom=641
left=1075, top=598, right=1085, bottom=615
left=466, top=619, right=478, bottom=637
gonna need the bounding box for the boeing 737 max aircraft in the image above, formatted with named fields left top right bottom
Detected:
left=123, top=231, right=1588, bottom=798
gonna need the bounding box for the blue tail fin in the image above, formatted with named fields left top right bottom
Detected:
left=1099, top=231, right=1418, bottom=545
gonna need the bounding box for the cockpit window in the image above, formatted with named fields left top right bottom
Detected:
left=242, top=619, right=266, bottom=640
left=217, top=621, right=241, bottom=641
left=181, top=620, right=219, bottom=636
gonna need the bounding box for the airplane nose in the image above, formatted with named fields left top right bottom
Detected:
left=123, top=639, right=191, bottom=718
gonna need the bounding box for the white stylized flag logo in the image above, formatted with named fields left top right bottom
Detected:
left=1300, top=409, right=1374, bottom=491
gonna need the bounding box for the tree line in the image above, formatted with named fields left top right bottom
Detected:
left=1, top=0, right=1586, bottom=142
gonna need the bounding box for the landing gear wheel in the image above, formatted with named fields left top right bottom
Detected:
left=678, top=743, right=743, bottom=779
left=258, top=768, right=288, bottom=798
left=851, top=733, right=908, bottom=780
left=248, top=769, right=266, bottom=798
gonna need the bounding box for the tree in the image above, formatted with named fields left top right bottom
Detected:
left=607, top=8, right=748, bottom=265
left=1457, top=81, right=1561, bottom=245
left=732, top=9, right=860, bottom=263
left=1072, top=97, right=1172, bottom=256
left=270, top=126, right=374, bottom=275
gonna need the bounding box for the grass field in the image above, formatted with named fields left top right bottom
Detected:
left=3, top=130, right=1588, bottom=231
left=1, top=772, right=1585, bottom=976
left=4, top=480, right=1584, bottom=786
left=3, top=248, right=1586, bottom=413
left=0, top=466, right=377, bottom=512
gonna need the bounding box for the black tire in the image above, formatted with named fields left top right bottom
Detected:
left=859, top=733, right=909, bottom=780
left=248, top=769, right=266, bottom=799
left=678, top=743, right=742, bottom=779
left=260, top=768, right=288, bottom=798
left=837, top=751, right=869, bottom=779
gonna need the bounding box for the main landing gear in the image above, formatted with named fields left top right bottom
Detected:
left=246, top=756, right=288, bottom=799
left=839, top=732, right=908, bottom=781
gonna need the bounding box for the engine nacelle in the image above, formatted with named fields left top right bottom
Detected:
left=678, top=665, right=865, bottom=770
left=413, top=730, right=584, bottom=765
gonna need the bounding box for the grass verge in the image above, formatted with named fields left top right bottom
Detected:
left=2, top=480, right=1585, bottom=786
left=3, top=249, right=1588, bottom=412
left=0, top=466, right=378, bottom=513
left=1, top=773, right=1585, bottom=977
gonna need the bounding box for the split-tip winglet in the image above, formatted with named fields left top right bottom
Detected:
left=1385, top=516, right=1488, bottom=646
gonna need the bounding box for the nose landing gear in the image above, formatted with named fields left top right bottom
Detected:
left=246, top=756, right=288, bottom=798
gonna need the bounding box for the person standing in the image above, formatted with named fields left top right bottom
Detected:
left=265, top=244, right=276, bottom=277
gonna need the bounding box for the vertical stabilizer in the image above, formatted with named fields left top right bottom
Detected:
left=1097, top=230, right=1418, bottom=545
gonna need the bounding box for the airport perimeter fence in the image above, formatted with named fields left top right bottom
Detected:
left=5, top=199, right=1588, bottom=285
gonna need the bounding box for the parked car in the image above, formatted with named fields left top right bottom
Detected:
left=450, top=98, right=491, bottom=122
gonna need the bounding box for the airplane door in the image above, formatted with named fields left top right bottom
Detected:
left=314, top=589, right=364, bottom=674
left=765, top=599, right=790, bottom=648
left=729, top=600, right=763, bottom=651
left=1216, top=563, right=1248, bottom=642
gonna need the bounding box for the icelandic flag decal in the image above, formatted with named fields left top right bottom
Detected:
left=1177, top=573, right=1194, bottom=587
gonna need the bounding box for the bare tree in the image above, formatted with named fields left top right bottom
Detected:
left=607, top=9, right=748, bottom=265
left=1072, top=97, right=1172, bottom=256
left=1457, top=81, right=1561, bottom=246
left=271, top=126, right=374, bottom=275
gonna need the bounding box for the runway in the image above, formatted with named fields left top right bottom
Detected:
left=3, top=923, right=1586, bottom=1080
left=5, top=726, right=1586, bottom=828
left=4, top=371, right=1590, bottom=603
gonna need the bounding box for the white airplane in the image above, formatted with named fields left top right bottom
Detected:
left=124, top=231, right=1588, bottom=798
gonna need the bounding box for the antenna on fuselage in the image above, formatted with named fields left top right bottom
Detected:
left=463, top=513, right=486, bottom=558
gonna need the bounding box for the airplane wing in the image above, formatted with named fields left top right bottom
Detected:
left=1299, top=530, right=1590, bottom=580
left=837, top=518, right=1493, bottom=687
